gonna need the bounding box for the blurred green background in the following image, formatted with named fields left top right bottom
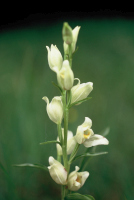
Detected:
left=0, top=19, right=134, bottom=200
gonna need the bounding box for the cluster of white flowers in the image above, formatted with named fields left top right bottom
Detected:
left=43, top=23, right=109, bottom=193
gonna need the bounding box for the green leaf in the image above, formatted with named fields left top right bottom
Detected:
left=65, top=193, right=95, bottom=200
left=39, top=140, right=61, bottom=146
left=72, top=152, right=108, bottom=162
left=69, top=97, right=92, bottom=108
left=52, top=81, right=62, bottom=93
left=13, top=163, right=48, bottom=171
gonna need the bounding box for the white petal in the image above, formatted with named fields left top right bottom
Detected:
left=49, top=156, right=55, bottom=165
left=66, top=130, right=72, bottom=139
left=56, top=137, right=62, bottom=155
left=82, top=117, right=92, bottom=129
left=42, top=96, right=49, bottom=104
left=75, top=126, right=85, bottom=144
left=78, top=171, right=89, bottom=186
left=48, top=157, right=67, bottom=185
left=83, top=134, right=109, bottom=148
left=75, top=166, right=80, bottom=172
left=67, top=137, right=77, bottom=155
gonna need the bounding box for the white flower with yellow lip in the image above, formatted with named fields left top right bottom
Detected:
left=67, top=166, right=89, bottom=191
left=75, top=117, right=109, bottom=147
left=75, top=117, right=93, bottom=144
left=46, top=44, right=63, bottom=73
left=48, top=156, right=67, bottom=185
left=71, top=79, right=93, bottom=104
left=57, top=60, right=74, bottom=90
left=42, top=96, right=63, bottom=124
left=56, top=129, right=77, bottom=155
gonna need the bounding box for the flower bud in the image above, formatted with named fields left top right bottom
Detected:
left=68, top=166, right=89, bottom=191
left=57, top=60, right=74, bottom=90
left=48, top=156, right=67, bottom=185
left=63, top=26, right=81, bottom=54
left=62, top=22, right=73, bottom=45
left=71, top=26, right=81, bottom=53
left=42, top=96, right=63, bottom=124
left=75, top=117, right=94, bottom=144
left=46, top=44, right=63, bottom=73
left=56, top=129, right=77, bottom=155
left=71, top=79, right=93, bottom=104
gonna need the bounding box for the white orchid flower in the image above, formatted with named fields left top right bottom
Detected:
left=46, top=44, right=63, bottom=73
left=48, top=156, right=67, bottom=185
left=67, top=166, right=89, bottom=191
left=42, top=96, right=63, bottom=124
left=71, top=79, right=93, bottom=104
left=57, top=60, right=74, bottom=90
left=75, top=117, right=109, bottom=147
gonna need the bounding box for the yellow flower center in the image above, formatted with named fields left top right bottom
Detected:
left=84, top=129, right=91, bottom=139
left=76, top=175, right=81, bottom=183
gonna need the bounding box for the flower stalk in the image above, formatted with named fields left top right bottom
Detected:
left=14, top=22, right=109, bottom=200
left=62, top=90, right=69, bottom=172
left=42, top=22, right=109, bottom=200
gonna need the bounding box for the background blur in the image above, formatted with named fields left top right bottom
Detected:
left=0, top=11, right=134, bottom=200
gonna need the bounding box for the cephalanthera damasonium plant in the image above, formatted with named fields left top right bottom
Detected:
left=14, top=22, right=109, bottom=200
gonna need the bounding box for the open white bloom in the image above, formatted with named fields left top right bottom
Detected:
left=42, top=96, right=63, bottom=124
left=48, top=156, right=67, bottom=185
left=57, top=60, right=74, bottom=90
left=71, top=79, right=93, bottom=104
left=56, top=129, right=77, bottom=155
left=64, top=26, right=81, bottom=54
left=68, top=166, right=89, bottom=191
left=75, top=117, right=109, bottom=147
left=46, top=44, right=63, bottom=73
left=75, top=117, right=93, bottom=144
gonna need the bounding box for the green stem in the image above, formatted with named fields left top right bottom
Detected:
left=62, top=90, right=69, bottom=171
left=68, top=44, right=72, bottom=67
left=57, top=124, right=62, bottom=163
left=61, top=185, right=65, bottom=200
